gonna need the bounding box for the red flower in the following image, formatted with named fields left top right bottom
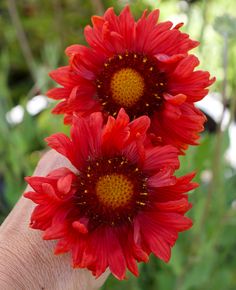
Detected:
left=47, top=6, right=215, bottom=153
left=25, top=109, right=197, bottom=279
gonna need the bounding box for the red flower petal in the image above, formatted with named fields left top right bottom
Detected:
left=151, top=102, right=206, bottom=153
left=57, top=173, right=74, bottom=195
left=102, top=108, right=130, bottom=154
left=147, top=167, right=176, bottom=188
left=135, top=214, right=171, bottom=262
left=46, top=87, right=71, bottom=100
left=45, top=133, right=75, bottom=165
left=143, top=145, right=179, bottom=172
left=72, top=220, right=89, bottom=234
left=163, top=93, right=187, bottom=105
left=173, top=55, right=200, bottom=78
left=154, top=198, right=191, bottom=214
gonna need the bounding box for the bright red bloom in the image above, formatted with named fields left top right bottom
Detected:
left=47, top=6, right=215, bottom=153
left=25, top=109, right=197, bottom=279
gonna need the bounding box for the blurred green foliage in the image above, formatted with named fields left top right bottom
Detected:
left=0, top=0, right=236, bottom=289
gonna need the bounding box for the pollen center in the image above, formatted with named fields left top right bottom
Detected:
left=110, top=68, right=144, bottom=107
left=95, top=173, right=134, bottom=209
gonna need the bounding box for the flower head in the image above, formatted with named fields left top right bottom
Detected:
left=25, top=110, right=197, bottom=279
left=47, top=6, right=215, bottom=153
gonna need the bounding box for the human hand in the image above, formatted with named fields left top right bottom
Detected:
left=0, top=150, right=109, bottom=290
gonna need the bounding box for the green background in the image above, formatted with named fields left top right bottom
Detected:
left=0, top=0, right=236, bottom=289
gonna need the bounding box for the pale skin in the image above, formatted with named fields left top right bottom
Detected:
left=0, top=150, right=109, bottom=290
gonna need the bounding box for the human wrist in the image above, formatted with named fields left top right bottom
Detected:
left=0, top=228, right=62, bottom=290
left=0, top=227, right=108, bottom=290
left=0, top=236, right=38, bottom=289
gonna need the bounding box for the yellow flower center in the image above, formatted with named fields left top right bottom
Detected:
left=110, top=68, right=144, bottom=107
left=95, top=173, right=134, bottom=209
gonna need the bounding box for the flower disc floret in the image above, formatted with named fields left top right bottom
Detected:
left=95, top=173, right=134, bottom=208
left=110, top=68, right=144, bottom=107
